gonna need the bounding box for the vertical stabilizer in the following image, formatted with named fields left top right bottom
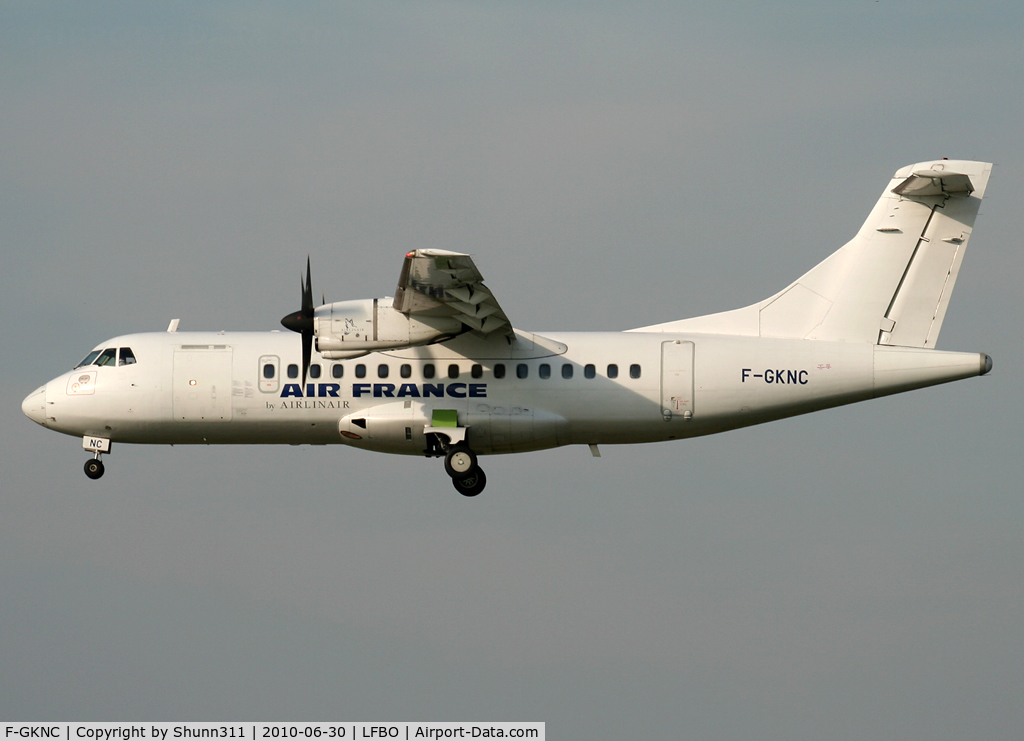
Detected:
left=633, top=160, right=992, bottom=348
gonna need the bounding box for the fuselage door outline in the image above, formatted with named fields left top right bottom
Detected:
left=661, top=340, right=694, bottom=420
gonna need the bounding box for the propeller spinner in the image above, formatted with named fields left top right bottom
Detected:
left=280, top=257, right=314, bottom=387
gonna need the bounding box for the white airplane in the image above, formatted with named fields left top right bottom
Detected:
left=22, top=159, right=994, bottom=496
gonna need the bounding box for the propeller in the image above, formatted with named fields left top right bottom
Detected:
left=280, top=257, right=314, bottom=387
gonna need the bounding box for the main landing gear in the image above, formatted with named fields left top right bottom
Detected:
left=443, top=442, right=486, bottom=497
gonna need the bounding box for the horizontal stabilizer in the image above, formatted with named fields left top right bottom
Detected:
left=892, top=170, right=974, bottom=197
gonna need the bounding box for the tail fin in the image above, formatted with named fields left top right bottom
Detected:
left=633, top=159, right=992, bottom=347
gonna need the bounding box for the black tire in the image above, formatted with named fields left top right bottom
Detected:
left=84, top=459, right=105, bottom=480
left=444, top=443, right=478, bottom=478
left=452, top=467, right=486, bottom=497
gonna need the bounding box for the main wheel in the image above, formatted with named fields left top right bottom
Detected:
left=444, top=444, right=478, bottom=478
left=452, top=467, right=486, bottom=497
left=84, top=459, right=105, bottom=480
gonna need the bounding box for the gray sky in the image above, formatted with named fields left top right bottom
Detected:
left=3, top=2, right=1022, bottom=737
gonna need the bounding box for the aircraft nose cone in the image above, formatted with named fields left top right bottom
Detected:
left=22, top=386, right=47, bottom=426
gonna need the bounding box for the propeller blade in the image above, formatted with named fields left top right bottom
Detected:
left=280, top=257, right=316, bottom=387
left=302, top=256, right=313, bottom=316
left=301, top=328, right=312, bottom=389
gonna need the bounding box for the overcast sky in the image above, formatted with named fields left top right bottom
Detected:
left=3, top=2, right=1023, bottom=738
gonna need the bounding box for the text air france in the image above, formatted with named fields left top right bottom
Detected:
left=281, top=383, right=487, bottom=399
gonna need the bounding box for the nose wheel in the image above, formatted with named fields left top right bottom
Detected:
left=84, top=456, right=105, bottom=480
left=443, top=443, right=486, bottom=496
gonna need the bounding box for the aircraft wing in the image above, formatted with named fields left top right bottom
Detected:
left=392, top=250, right=513, bottom=337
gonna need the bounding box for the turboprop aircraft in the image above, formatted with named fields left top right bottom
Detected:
left=22, top=159, right=994, bottom=496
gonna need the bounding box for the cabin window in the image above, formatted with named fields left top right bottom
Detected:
left=400, top=364, right=412, bottom=379
left=607, top=364, right=619, bottom=379
left=561, top=364, right=573, bottom=379
left=584, top=364, right=596, bottom=379
left=309, top=364, right=321, bottom=379
left=630, top=364, right=642, bottom=379
left=287, top=364, right=299, bottom=379
left=448, top=364, right=460, bottom=379
left=539, top=364, right=551, bottom=379
left=494, top=363, right=506, bottom=379
left=471, top=364, right=483, bottom=379
left=516, top=363, right=529, bottom=379
left=378, top=364, right=389, bottom=379
left=424, top=364, right=436, bottom=379
left=332, top=364, right=344, bottom=379
left=355, top=364, right=367, bottom=378
left=259, top=355, right=280, bottom=393
left=76, top=350, right=102, bottom=368
left=95, top=348, right=117, bottom=366
left=118, top=348, right=137, bottom=366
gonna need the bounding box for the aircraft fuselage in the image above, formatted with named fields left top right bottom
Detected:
left=23, top=328, right=989, bottom=456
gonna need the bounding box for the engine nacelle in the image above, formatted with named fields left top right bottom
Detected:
left=314, top=298, right=463, bottom=358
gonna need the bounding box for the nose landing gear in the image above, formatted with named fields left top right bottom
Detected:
left=82, top=435, right=111, bottom=480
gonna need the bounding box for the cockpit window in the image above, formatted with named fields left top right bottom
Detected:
left=94, top=348, right=117, bottom=366
left=76, top=350, right=102, bottom=369
left=74, top=347, right=139, bottom=368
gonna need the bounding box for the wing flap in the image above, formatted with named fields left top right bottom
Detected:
left=445, top=285, right=493, bottom=305
left=393, top=250, right=513, bottom=337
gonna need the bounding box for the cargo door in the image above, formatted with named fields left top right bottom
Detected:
left=661, top=340, right=694, bottom=420
left=172, top=348, right=233, bottom=421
